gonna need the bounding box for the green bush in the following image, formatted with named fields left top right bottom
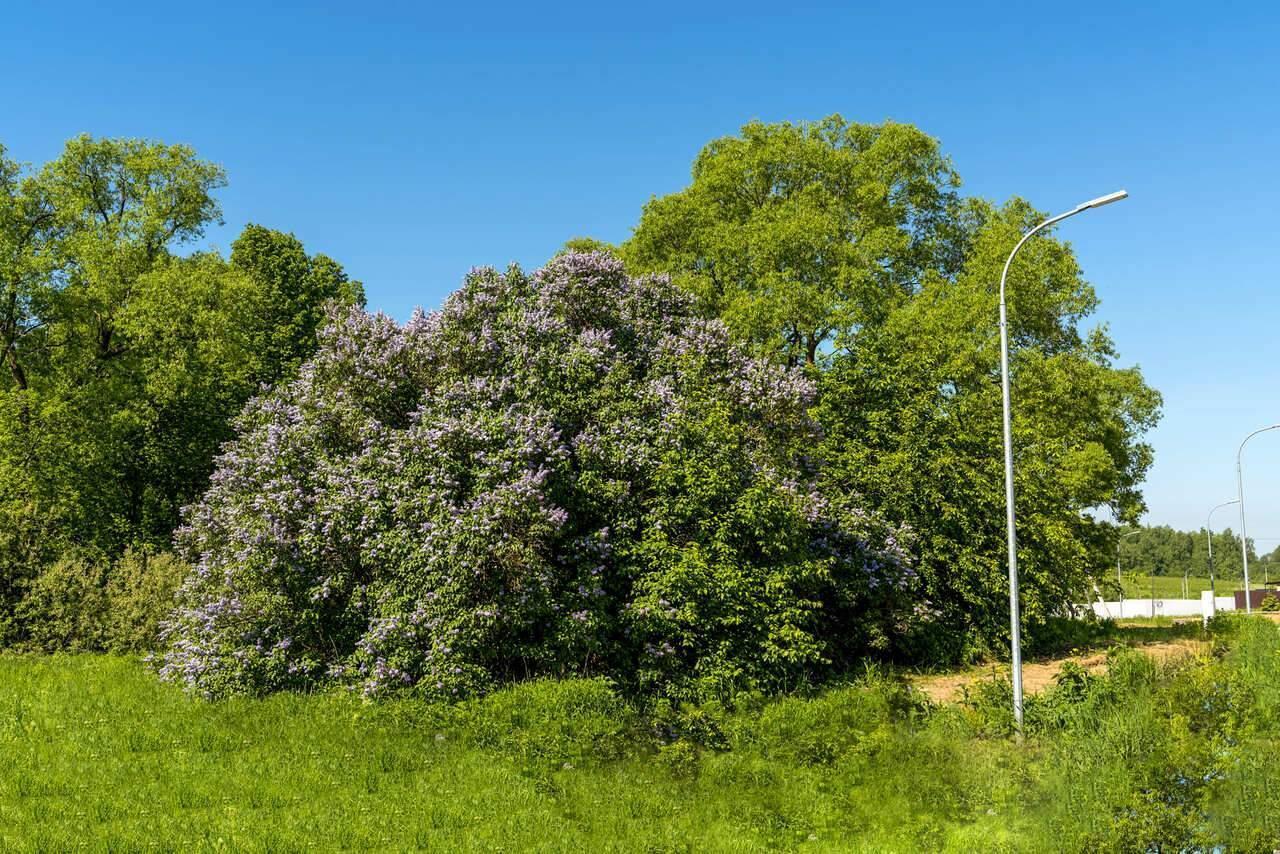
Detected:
left=11, top=548, right=189, bottom=653
left=104, top=549, right=190, bottom=652
left=159, top=255, right=917, bottom=702
left=1023, top=614, right=1117, bottom=659
left=13, top=551, right=110, bottom=652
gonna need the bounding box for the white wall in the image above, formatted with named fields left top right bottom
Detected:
left=1086, top=595, right=1235, bottom=620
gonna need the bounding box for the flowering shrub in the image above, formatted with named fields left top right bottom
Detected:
left=157, top=253, right=916, bottom=701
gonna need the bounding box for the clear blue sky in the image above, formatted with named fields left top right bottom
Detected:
left=4, top=1, right=1279, bottom=538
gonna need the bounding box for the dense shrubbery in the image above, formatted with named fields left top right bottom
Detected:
left=11, top=549, right=188, bottom=653
left=4, top=122, right=1167, bottom=710
left=158, top=253, right=919, bottom=701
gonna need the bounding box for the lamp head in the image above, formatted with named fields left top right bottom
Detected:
left=1077, top=190, right=1128, bottom=211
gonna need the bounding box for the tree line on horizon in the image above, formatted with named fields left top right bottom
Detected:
left=1116, top=522, right=1279, bottom=581
left=0, top=117, right=1161, bottom=692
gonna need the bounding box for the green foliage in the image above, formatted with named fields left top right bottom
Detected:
left=625, top=115, right=961, bottom=365
left=160, top=255, right=915, bottom=702
left=555, top=235, right=617, bottom=257
left=1118, top=522, right=1258, bottom=580
left=103, top=549, right=191, bottom=652
left=10, top=549, right=189, bottom=653
left=0, top=136, right=362, bottom=625
left=446, top=678, right=639, bottom=771
left=1022, top=615, right=1118, bottom=659
left=8, top=623, right=1280, bottom=850
left=12, top=551, right=110, bottom=652
left=625, top=117, right=1161, bottom=663
left=814, top=198, right=1160, bottom=660
left=230, top=223, right=366, bottom=384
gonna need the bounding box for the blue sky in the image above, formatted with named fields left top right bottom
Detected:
left=3, top=1, right=1279, bottom=537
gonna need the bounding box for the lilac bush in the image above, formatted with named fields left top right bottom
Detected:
left=157, top=253, right=917, bottom=700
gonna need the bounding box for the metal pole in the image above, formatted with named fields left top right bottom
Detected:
left=1207, top=524, right=1212, bottom=597
left=1236, top=425, right=1280, bottom=614
left=998, top=190, right=1127, bottom=737
left=1207, top=499, right=1240, bottom=602
left=1117, top=530, right=1140, bottom=599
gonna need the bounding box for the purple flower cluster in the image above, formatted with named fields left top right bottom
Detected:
left=156, top=252, right=917, bottom=700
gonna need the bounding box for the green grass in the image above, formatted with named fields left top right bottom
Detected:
left=3, top=618, right=1280, bottom=851
left=1115, top=573, right=1262, bottom=599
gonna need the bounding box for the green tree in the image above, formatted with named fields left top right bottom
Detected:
left=0, top=145, right=60, bottom=620
left=625, top=118, right=1162, bottom=659
left=230, top=224, right=365, bottom=384
left=112, top=253, right=265, bottom=544
left=556, top=236, right=617, bottom=257
left=0, top=137, right=229, bottom=552
left=0, top=145, right=55, bottom=395
left=114, top=232, right=363, bottom=544
left=2, top=136, right=225, bottom=599
left=1120, top=524, right=1257, bottom=581
left=0, top=137, right=363, bottom=643
left=624, top=115, right=963, bottom=365
left=814, top=198, right=1160, bottom=657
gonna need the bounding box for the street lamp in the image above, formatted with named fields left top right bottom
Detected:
left=1236, top=424, right=1280, bottom=614
left=999, top=189, right=1127, bottom=735
left=1206, top=499, right=1239, bottom=601
left=1117, top=530, right=1141, bottom=590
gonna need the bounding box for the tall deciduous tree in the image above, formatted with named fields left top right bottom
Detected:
left=625, top=117, right=1162, bottom=659
left=0, top=145, right=55, bottom=395
left=0, top=137, right=363, bottom=638
left=624, top=115, right=962, bottom=365
left=815, top=198, right=1161, bottom=658
left=230, top=224, right=365, bottom=384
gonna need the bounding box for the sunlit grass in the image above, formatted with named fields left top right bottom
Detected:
left=2, top=619, right=1279, bottom=851
left=1117, top=573, right=1274, bottom=599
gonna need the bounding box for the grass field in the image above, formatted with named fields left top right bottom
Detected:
left=1116, top=573, right=1274, bottom=599
left=3, top=617, right=1280, bottom=851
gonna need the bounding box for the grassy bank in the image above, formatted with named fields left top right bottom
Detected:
left=2, top=618, right=1279, bottom=852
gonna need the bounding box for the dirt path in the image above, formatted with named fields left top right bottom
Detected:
left=910, top=639, right=1207, bottom=704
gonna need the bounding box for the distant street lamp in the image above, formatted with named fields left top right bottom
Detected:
left=1117, top=530, right=1141, bottom=590
left=999, top=189, right=1128, bottom=735
left=1206, top=499, right=1239, bottom=601
left=1236, top=424, right=1280, bottom=614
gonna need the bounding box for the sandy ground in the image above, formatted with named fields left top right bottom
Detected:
left=910, top=638, right=1208, bottom=705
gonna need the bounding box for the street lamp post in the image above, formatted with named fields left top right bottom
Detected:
left=1236, top=424, right=1280, bottom=614
left=1206, top=499, right=1239, bottom=602
left=999, top=189, right=1127, bottom=735
left=1117, top=530, right=1141, bottom=590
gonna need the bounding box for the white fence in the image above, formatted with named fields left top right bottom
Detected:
left=1083, top=591, right=1235, bottom=622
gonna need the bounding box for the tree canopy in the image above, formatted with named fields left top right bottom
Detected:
left=1116, top=524, right=1265, bottom=581
left=625, top=117, right=1162, bottom=658
left=0, top=137, right=362, bottom=642
left=624, top=116, right=963, bottom=365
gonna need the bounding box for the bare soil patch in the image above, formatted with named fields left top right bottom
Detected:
left=910, top=638, right=1207, bottom=705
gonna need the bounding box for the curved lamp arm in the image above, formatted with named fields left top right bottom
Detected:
left=1236, top=424, right=1280, bottom=613
left=998, top=189, right=1127, bottom=736
left=1207, top=499, right=1240, bottom=599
